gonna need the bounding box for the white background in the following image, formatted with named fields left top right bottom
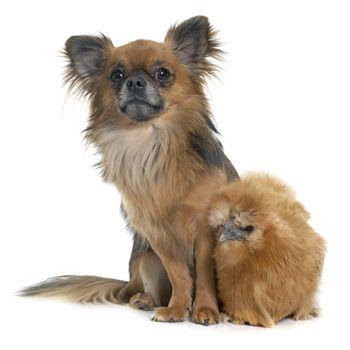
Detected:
left=1, top=0, right=349, bottom=349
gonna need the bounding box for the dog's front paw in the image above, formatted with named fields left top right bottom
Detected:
left=191, top=306, right=220, bottom=326
left=151, top=306, right=188, bottom=322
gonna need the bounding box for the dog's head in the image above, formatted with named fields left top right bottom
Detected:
left=64, top=16, right=222, bottom=123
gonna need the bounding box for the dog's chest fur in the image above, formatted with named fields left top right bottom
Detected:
left=94, top=123, right=164, bottom=187
left=91, top=121, right=190, bottom=232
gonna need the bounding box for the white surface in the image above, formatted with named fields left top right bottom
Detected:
left=1, top=0, right=349, bottom=349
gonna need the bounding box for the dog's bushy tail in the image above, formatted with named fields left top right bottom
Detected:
left=17, top=275, right=127, bottom=304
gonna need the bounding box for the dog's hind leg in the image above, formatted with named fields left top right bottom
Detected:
left=129, top=252, right=171, bottom=310
left=117, top=232, right=171, bottom=309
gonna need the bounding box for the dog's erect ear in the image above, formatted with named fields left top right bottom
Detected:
left=64, top=35, right=112, bottom=93
left=164, top=16, right=222, bottom=77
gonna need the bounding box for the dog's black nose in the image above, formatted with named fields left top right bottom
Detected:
left=126, top=76, right=146, bottom=91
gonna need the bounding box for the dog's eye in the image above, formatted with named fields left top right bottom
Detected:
left=110, top=69, right=126, bottom=82
left=155, top=68, right=170, bottom=80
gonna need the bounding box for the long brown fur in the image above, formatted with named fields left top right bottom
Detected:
left=208, top=173, right=326, bottom=327
left=19, top=16, right=238, bottom=325
left=18, top=276, right=126, bottom=304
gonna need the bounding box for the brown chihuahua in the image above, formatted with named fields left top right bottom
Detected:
left=19, top=16, right=238, bottom=325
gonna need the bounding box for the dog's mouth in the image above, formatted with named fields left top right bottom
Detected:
left=119, top=98, right=164, bottom=122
